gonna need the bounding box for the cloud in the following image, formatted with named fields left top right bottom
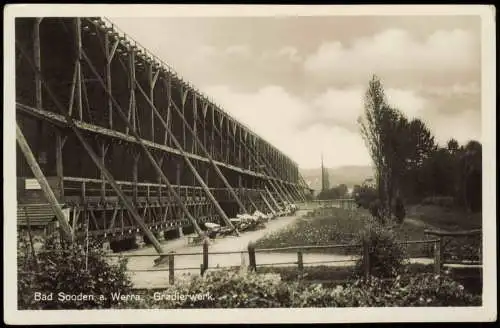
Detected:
left=201, top=84, right=373, bottom=168
left=420, top=82, right=481, bottom=98
left=201, top=82, right=481, bottom=168
left=304, top=28, right=479, bottom=84
left=224, top=44, right=251, bottom=57
left=260, top=46, right=302, bottom=63
left=308, top=86, right=428, bottom=131
left=422, top=108, right=481, bottom=146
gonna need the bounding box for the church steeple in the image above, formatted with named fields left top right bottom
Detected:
left=321, top=152, right=329, bottom=191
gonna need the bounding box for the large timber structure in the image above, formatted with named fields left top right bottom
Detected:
left=15, top=17, right=309, bottom=250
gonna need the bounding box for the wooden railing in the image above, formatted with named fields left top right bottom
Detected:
left=424, top=229, right=482, bottom=266
left=105, top=237, right=447, bottom=286
left=62, top=176, right=273, bottom=204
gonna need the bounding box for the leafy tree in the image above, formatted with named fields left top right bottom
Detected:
left=460, top=140, right=482, bottom=212
left=358, top=75, right=392, bottom=220
left=359, top=75, right=438, bottom=218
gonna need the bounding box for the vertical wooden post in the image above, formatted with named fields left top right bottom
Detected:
left=211, top=106, right=215, bottom=158
left=34, top=18, right=42, bottom=110
left=55, top=131, right=64, bottom=200
left=297, top=250, right=304, bottom=272
left=75, top=18, right=83, bottom=121
left=176, top=161, right=181, bottom=192
left=157, top=156, right=163, bottom=201
left=163, top=76, right=172, bottom=146
left=181, top=88, right=187, bottom=150
left=132, top=152, right=139, bottom=203
left=33, top=18, right=46, bottom=167
left=248, top=242, right=256, bottom=272
left=168, top=251, right=175, bottom=284
left=81, top=181, right=86, bottom=204
left=105, top=31, right=113, bottom=129
left=149, top=62, right=155, bottom=142
left=433, top=239, right=442, bottom=274
left=363, top=239, right=371, bottom=280
left=192, top=93, right=197, bottom=154
left=131, top=51, right=136, bottom=132
left=100, top=142, right=107, bottom=202
left=201, top=238, right=209, bottom=275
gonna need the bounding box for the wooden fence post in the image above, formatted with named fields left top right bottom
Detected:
left=434, top=238, right=443, bottom=274
left=297, top=250, right=304, bottom=274
left=168, top=251, right=175, bottom=284
left=202, top=238, right=209, bottom=275
left=363, top=239, right=370, bottom=280
left=248, top=242, right=256, bottom=272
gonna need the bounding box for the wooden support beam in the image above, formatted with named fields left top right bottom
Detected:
left=15, top=40, right=165, bottom=254
left=163, top=76, right=172, bottom=146
left=33, top=18, right=45, bottom=168
left=16, top=124, right=73, bottom=241
left=105, top=32, right=113, bottom=129
left=157, top=155, right=164, bottom=200
left=260, top=192, right=276, bottom=213
left=75, top=18, right=83, bottom=121
left=100, top=141, right=109, bottom=202
left=181, top=88, right=188, bottom=150
left=135, top=81, right=243, bottom=229
left=216, top=123, right=293, bottom=205
left=265, top=186, right=281, bottom=211
left=79, top=48, right=206, bottom=237
left=132, top=151, right=139, bottom=203
left=55, top=130, right=64, bottom=201
left=149, top=62, right=155, bottom=142
left=34, top=18, right=42, bottom=110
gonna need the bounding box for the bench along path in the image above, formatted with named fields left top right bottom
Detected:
left=121, top=210, right=309, bottom=288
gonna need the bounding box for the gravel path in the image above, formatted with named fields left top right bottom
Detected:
left=120, top=209, right=315, bottom=288
left=117, top=208, right=438, bottom=289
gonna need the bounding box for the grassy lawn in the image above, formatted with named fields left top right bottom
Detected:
left=406, top=204, right=482, bottom=231
left=254, top=207, right=434, bottom=257
left=254, top=207, right=369, bottom=255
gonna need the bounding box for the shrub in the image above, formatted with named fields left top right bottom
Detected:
left=354, top=220, right=409, bottom=278
left=124, top=270, right=297, bottom=309
left=120, top=270, right=480, bottom=308
left=18, top=235, right=133, bottom=309
left=368, top=199, right=384, bottom=223
left=354, top=185, right=378, bottom=209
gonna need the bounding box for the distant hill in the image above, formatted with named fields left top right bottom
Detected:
left=300, top=165, right=374, bottom=193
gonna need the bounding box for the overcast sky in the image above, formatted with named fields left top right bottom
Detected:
left=109, top=15, right=482, bottom=169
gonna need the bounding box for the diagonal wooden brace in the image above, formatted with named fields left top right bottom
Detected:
left=134, top=82, right=240, bottom=233
left=16, top=124, right=74, bottom=242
